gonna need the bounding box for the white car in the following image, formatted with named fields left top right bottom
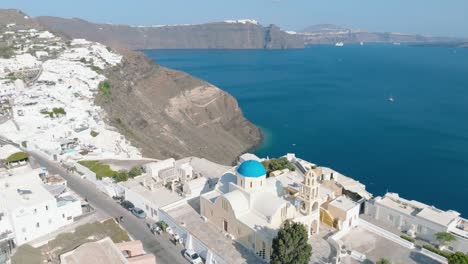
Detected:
left=183, top=249, right=203, bottom=264
left=166, top=226, right=174, bottom=235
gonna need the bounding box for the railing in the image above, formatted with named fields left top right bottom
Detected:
left=420, top=248, right=448, bottom=264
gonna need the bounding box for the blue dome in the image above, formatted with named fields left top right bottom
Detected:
left=237, top=160, right=266, bottom=178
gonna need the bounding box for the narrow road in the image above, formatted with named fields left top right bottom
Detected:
left=28, top=151, right=188, bottom=264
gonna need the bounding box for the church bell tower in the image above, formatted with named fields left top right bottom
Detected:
left=298, top=167, right=320, bottom=215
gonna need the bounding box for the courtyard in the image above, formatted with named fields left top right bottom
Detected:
left=340, top=227, right=442, bottom=264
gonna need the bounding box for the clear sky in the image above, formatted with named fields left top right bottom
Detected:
left=2, top=0, right=468, bottom=37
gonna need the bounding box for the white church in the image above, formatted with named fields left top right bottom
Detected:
left=200, top=159, right=323, bottom=261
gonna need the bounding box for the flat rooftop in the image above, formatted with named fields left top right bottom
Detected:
left=0, top=165, right=55, bottom=210
left=166, top=200, right=261, bottom=264
left=376, top=193, right=459, bottom=227
left=329, top=196, right=358, bottom=212
left=60, top=237, right=128, bottom=264
left=178, top=157, right=232, bottom=180
left=119, top=173, right=183, bottom=208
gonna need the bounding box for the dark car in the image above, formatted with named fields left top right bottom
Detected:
left=120, top=200, right=135, bottom=211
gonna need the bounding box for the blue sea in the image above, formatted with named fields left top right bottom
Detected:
left=144, top=44, right=468, bottom=216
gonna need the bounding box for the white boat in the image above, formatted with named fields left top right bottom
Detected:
left=388, top=95, right=395, bottom=102
left=360, top=41, right=364, bottom=46
left=335, top=42, right=344, bottom=47
left=393, top=42, right=401, bottom=46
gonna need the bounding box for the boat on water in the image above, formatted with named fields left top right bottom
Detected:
left=393, top=42, right=401, bottom=46
left=388, top=95, right=395, bottom=102
left=360, top=41, right=364, bottom=46
left=335, top=42, right=344, bottom=47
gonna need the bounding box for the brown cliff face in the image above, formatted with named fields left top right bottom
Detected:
left=99, top=49, right=262, bottom=164
left=35, top=16, right=304, bottom=49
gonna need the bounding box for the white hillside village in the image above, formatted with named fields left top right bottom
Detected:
left=0, top=25, right=140, bottom=162
left=0, top=22, right=467, bottom=264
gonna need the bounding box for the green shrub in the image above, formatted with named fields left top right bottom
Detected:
left=78, top=160, right=115, bottom=179
left=6, top=72, right=17, bottom=81
left=77, top=160, right=134, bottom=182
left=157, top=221, right=168, bottom=232
left=90, top=65, right=103, bottom=74
left=6, top=152, right=29, bottom=163
left=99, top=81, right=111, bottom=98
left=113, top=170, right=129, bottom=182
left=262, top=157, right=296, bottom=176
left=52, top=107, right=66, bottom=116
left=376, top=259, right=391, bottom=264
left=400, top=234, right=415, bottom=243
left=0, top=46, right=15, bottom=59
left=128, top=166, right=142, bottom=178
left=448, top=252, right=468, bottom=264
left=423, top=244, right=452, bottom=258
left=90, top=130, right=99, bottom=137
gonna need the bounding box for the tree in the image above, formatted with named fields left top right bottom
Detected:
left=128, top=166, right=142, bottom=178
left=112, top=170, right=129, bottom=182
left=376, top=258, right=391, bottom=264
left=262, top=157, right=296, bottom=176
left=436, top=232, right=456, bottom=248
left=448, top=252, right=468, bottom=264
left=271, top=220, right=312, bottom=264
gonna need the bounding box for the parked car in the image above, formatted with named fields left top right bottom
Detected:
left=183, top=249, right=203, bottom=264
left=151, top=223, right=161, bottom=234
left=120, top=200, right=134, bottom=211
left=131, top=207, right=146, bottom=219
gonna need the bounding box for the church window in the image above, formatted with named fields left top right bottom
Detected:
left=281, top=206, right=287, bottom=220
left=256, top=241, right=266, bottom=259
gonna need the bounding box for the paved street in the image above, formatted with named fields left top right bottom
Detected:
left=28, top=150, right=188, bottom=264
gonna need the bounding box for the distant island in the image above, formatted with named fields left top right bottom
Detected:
left=297, top=24, right=465, bottom=46
left=35, top=17, right=465, bottom=50
left=36, top=16, right=305, bottom=50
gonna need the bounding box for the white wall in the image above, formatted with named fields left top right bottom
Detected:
left=123, top=187, right=159, bottom=221
left=365, top=200, right=447, bottom=242
left=8, top=197, right=79, bottom=245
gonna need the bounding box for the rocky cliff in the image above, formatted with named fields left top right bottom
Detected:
left=36, top=16, right=304, bottom=49
left=98, top=49, right=261, bottom=164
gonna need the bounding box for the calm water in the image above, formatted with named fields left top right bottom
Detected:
left=144, top=45, right=468, bottom=215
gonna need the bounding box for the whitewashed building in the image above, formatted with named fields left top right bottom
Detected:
left=327, top=196, right=360, bottom=233
left=365, top=192, right=468, bottom=252
left=120, top=160, right=206, bottom=220
left=0, top=165, right=82, bottom=246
